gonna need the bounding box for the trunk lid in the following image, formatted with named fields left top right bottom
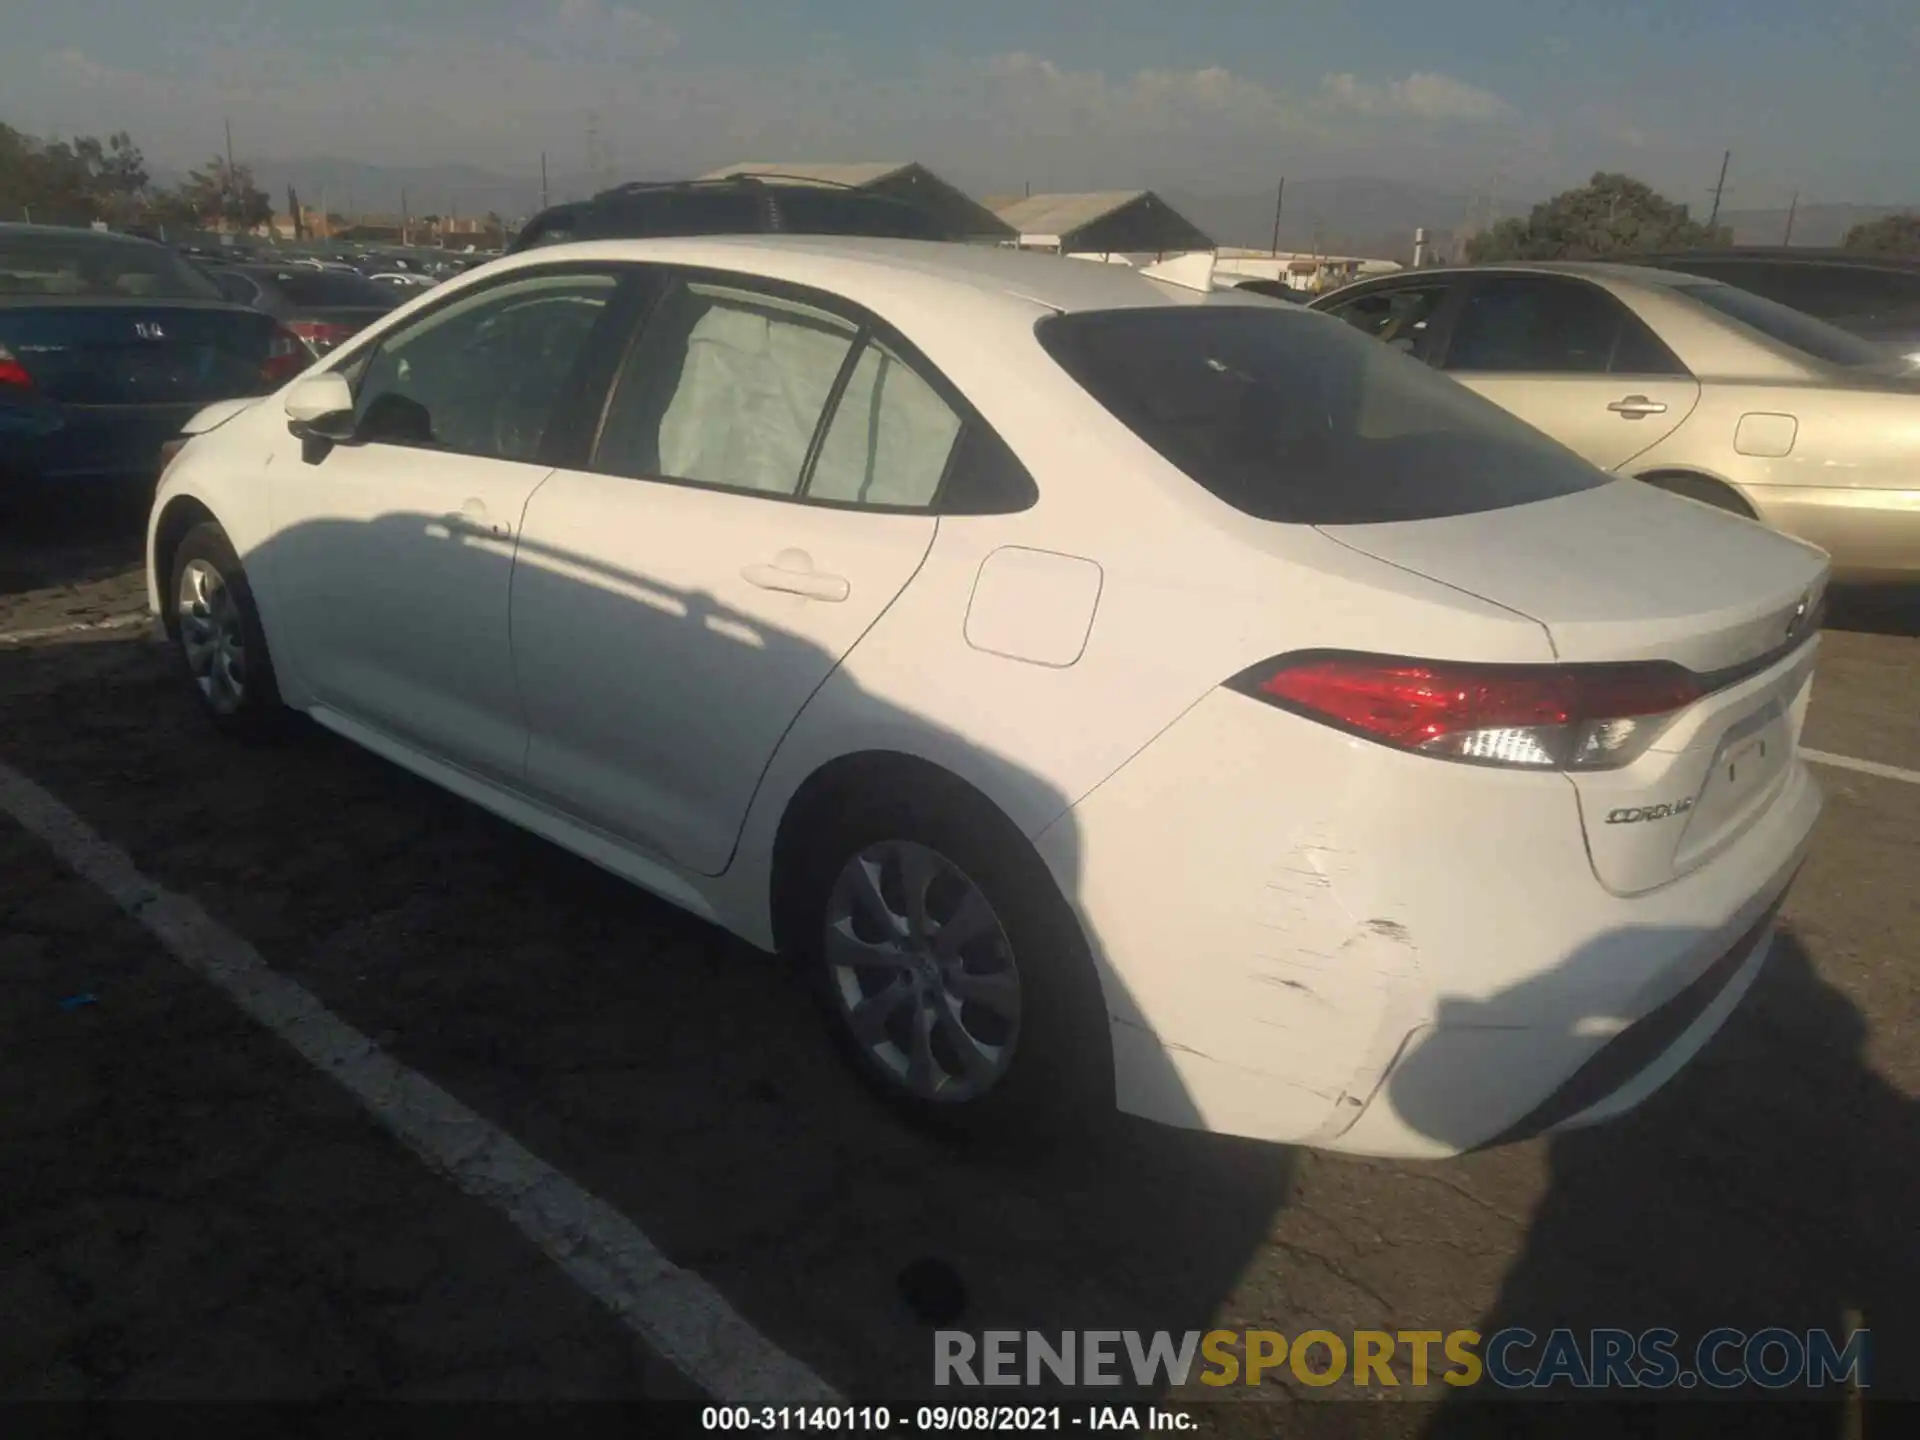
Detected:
left=0, top=299, right=281, bottom=406
left=1319, top=479, right=1829, bottom=895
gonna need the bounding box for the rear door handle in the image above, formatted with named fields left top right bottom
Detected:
left=1608, top=394, right=1668, bottom=418
left=741, top=560, right=850, bottom=603
left=441, top=498, right=509, bottom=537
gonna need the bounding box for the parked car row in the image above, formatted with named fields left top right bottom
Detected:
left=1, top=224, right=309, bottom=494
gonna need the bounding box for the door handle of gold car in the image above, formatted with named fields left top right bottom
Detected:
left=1608, top=395, right=1669, bottom=418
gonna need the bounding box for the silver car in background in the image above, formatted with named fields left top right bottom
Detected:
left=1312, top=262, right=1920, bottom=584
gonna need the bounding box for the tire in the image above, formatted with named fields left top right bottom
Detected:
left=1640, top=472, right=1756, bottom=518
left=790, top=779, right=1113, bottom=1143
left=167, top=521, right=283, bottom=740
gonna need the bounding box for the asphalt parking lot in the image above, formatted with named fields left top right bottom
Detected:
left=2, top=495, right=1915, bottom=1425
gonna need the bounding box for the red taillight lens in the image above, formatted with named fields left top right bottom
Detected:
left=260, top=325, right=311, bottom=387
left=286, top=320, right=356, bottom=352
left=0, top=342, right=34, bottom=390
left=159, top=436, right=189, bottom=474
left=1232, top=653, right=1703, bottom=771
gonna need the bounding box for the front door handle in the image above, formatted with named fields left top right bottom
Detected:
left=741, top=557, right=850, bottom=603
left=1608, top=394, right=1669, bottom=418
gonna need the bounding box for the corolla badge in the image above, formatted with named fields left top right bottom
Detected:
left=1606, top=798, right=1696, bottom=825
left=133, top=321, right=167, bottom=340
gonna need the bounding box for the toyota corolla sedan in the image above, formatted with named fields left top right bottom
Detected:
left=146, top=237, right=1824, bottom=1157
left=1310, top=261, right=1920, bottom=583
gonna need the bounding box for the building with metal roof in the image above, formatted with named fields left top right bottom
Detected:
left=697, top=163, right=1014, bottom=241
left=985, top=191, right=1215, bottom=257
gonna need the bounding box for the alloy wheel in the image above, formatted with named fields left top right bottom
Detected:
left=177, top=558, right=247, bottom=715
left=823, top=840, right=1023, bottom=1103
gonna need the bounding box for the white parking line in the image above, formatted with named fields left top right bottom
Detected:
left=1803, top=748, right=1920, bottom=787
left=0, top=613, right=152, bottom=646
left=0, top=759, right=839, bottom=1406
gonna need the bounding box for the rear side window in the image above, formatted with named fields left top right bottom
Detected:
left=1322, top=285, right=1449, bottom=360
left=1037, top=307, right=1610, bottom=525
left=1445, top=276, right=1684, bottom=376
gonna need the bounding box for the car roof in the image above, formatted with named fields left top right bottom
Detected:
left=1624, top=247, right=1920, bottom=271
left=502, top=234, right=1254, bottom=314
left=0, top=221, right=173, bottom=251
left=1343, top=259, right=1721, bottom=290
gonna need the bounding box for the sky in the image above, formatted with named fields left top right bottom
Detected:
left=2, top=0, right=1915, bottom=207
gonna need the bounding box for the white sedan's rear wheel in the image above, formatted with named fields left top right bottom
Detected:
left=795, top=781, right=1112, bottom=1138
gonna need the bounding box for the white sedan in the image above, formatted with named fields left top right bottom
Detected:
left=147, top=236, right=1824, bottom=1157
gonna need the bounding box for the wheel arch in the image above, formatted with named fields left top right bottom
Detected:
left=150, top=493, right=221, bottom=639
left=767, top=748, right=1066, bottom=960
left=1631, top=467, right=1759, bottom=518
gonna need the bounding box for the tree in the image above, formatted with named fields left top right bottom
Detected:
left=0, top=123, right=154, bottom=225
left=167, top=155, right=274, bottom=233
left=1465, top=172, right=1731, bottom=263
left=1841, top=213, right=1920, bottom=258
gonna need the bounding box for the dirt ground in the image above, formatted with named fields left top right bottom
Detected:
left=2, top=494, right=1915, bottom=1425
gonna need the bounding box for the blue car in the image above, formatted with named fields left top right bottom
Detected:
left=1, top=224, right=308, bottom=497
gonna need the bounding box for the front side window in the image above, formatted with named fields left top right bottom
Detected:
left=350, top=271, right=618, bottom=461
left=1038, top=306, right=1609, bottom=525
left=1323, top=285, right=1449, bottom=360
left=594, top=280, right=859, bottom=497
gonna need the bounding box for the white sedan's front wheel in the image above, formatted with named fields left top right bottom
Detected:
left=169, top=521, right=282, bottom=740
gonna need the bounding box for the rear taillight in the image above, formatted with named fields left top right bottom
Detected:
left=1230, top=653, right=1703, bottom=771
left=286, top=320, right=358, bottom=353
left=0, top=341, right=33, bottom=390
left=159, top=436, right=189, bottom=474
left=260, top=325, right=311, bottom=387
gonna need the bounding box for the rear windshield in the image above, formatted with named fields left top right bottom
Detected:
left=0, top=230, right=223, bottom=300
left=1037, top=307, right=1611, bottom=525
left=250, top=268, right=399, bottom=308
left=1670, top=282, right=1890, bottom=368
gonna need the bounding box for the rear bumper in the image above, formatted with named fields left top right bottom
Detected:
left=1035, top=688, right=1821, bottom=1157
left=2, top=402, right=202, bottom=484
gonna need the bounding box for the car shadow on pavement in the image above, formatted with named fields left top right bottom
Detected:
left=0, top=482, right=148, bottom=601
left=1824, top=584, right=1920, bottom=640
left=3, top=505, right=1304, bottom=1401
left=1417, top=926, right=1915, bottom=1430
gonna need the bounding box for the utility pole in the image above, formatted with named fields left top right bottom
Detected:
left=223, top=117, right=236, bottom=232
left=1783, top=190, right=1799, bottom=245
left=1708, top=149, right=1731, bottom=228
left=1270, top=178, right=1285, bottom=256
left=401, top=186, right=409, bottom=245
left=540, top=151, right=549, bottom=211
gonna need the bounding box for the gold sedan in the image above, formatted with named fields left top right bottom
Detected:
left=1311, top=262, right=1920, bottom=583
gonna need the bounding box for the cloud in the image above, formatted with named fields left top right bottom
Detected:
left=1320, top=71, right=1514, bottom=123
left=550, top=0, right=678, bottom=56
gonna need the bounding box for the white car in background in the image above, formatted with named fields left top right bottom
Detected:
left=146, top=236, right=1823, bottom=1157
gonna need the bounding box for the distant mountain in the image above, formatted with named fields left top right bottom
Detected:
left=1716, top=203, right=1913, bottom=248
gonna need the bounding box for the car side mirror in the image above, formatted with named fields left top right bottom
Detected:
left=283, top=372, right=356, bottom=442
